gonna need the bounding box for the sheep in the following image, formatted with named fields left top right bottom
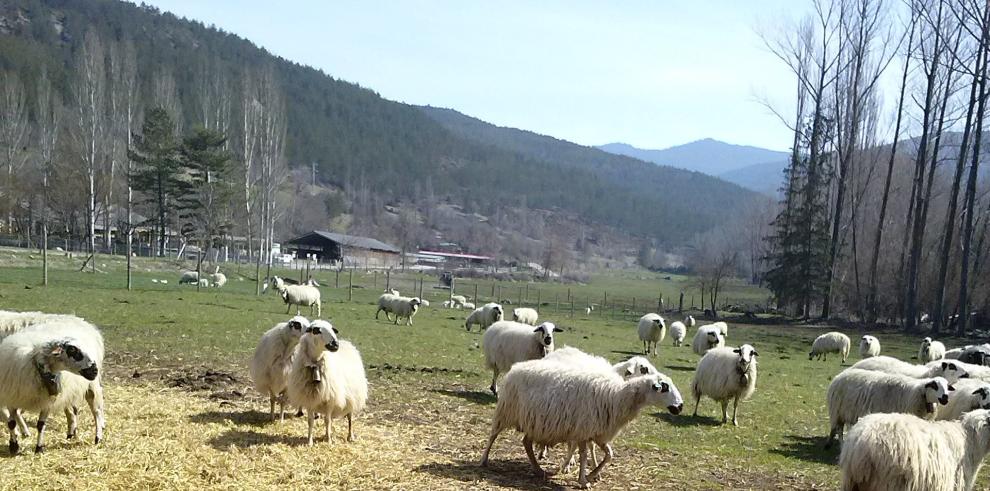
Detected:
left=479, top=359, right=684, bottom=488
left=919, top=337, right=947, bottom=363
left=386, top=288, right=399, bottom=296
left=935, top=378, right=990, bottom=421
left=825, top=368, right=953, bottom=448
left=691, top=325, right=725, bottom=356
left=450, top=294, right=468, bottom=307
left=482, top=320, right=561, bottom=395
left=585, top=307, right=592, bottom=315
left=669, top=321, right=687, bottom=347
left=286, top=320, right=368, bottom=446
left=839, top=409, right=990, bottom=491
left=545, top=347, right=658, bottom=380
left=465, top=303, right=504, bottom=331
left=637, top=313, right=666, bottom=356
left=859, top=335, right=881, bottom=358
left=210, top=266, right=227, bottom=288
left=958, top=345, right=990, bottom=366
left=390, top=296, right=422, bottom=326
left=179, top=271, right=199, bottom=284
left=0, top=311, right=84, bottom=340
left=685, top=315, right=696, bottom=328
left=420, top=299, right=430, bottom=307
left=809, top=332, right=851, bottom=364
left=460, top=302, right=475, bottom=310
left=375, top=292, right=400, bottom=321
left=250, top=315, right=310, bottom=422
left=945, top=346, right=967, bottom=360
left=946, top=360, right=990, bottom=382
left=0, top=319, right=105, bottom=453
left=197, top=278, right=211, bottom=287
left=279, top=283, right=321, bottom=317
left=691, top=344, right=758, bottom=426
left=160, top=279, right=168, bottom=284
left=441, top=300, right=453, bottom=309
left=511, top=307, right=539, bottom=326
left=708, top=321, right=728, bottom=337
left=851, top=356, right=970, bottom=384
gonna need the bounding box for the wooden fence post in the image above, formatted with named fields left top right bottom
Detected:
left=536, top=289, right=541, bottom=308
left=348, top=270, right=353, bottom=301
left=474, top=283, right=479, bottom=304
left=374, top=271, right=378, bottom=289
left=385, top=270, right=390, bottom=292
left=602, top=291, right=607, bottom=317
left=679, top=291, right=684, bottom=313
left=555, top=293, right=559, bottom=313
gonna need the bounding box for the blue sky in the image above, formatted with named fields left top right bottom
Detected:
left=142, top=1, right=812, bottom=151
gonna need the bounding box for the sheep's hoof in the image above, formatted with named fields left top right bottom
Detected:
left=489, top=385, right=497, bottom=396
left=34, top=445, right=44, bottom=454
left=8, top=440, right=18, bottom=454
left=94, top=435, right=101, bottom=445
left=66, top=430, right=75, bottom=440
left=577, top=478, right=590, bottom=489
left=295, top=409, right=304, bottom=417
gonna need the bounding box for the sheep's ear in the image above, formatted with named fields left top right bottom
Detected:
left=331, top=327, right=339, bottom=334
left=733, top=348, right=741, bottom=354
left=942, top=362, right=949, bottom=370
left=533, top=327, right=542, bottom=333
left=553, top=326, right=563, bottom=333
left=949, top=385, right=956, bottom=391
left=925, top=381, right=938, bottom=390
left=752, top=350, right=759, bottom=357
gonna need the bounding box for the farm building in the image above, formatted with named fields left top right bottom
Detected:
left=283, top=230, right=401, bottom=268
left=415, top=250, right=493, bottom=269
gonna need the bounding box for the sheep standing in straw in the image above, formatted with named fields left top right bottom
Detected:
left=287, top=320, right=367, bottom=446
left=839, top=410, right=990, bottom=491
left=250, top=315, right=310, bottom=421
left=809, top=332, right=851, bottom=364
left=859, top=335, right=881, bottom=358
left=637, top=313, right=666, bottom=356
left=919, top=337, right=947, bottom=363
left=851, top=356, right=970, bottom=383
left=825, top=368, right=952, bottom=448
left=691, top=344, right=758, bottom=426
left=691, top=326, right=725, bottom=356
left=482, top=321, right=561, bottom=395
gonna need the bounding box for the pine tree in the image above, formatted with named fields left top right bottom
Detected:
left=129, top=107, right=181, bottom=256
left=176, top=126, right=234, bottom=265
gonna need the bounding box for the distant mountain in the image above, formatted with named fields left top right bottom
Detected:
left=718, top=160, right=788, bottom=195
left=599, top=139, right=789, bottom=179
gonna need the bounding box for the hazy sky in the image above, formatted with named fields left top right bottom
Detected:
left=141, top=1, right=812, bottom=151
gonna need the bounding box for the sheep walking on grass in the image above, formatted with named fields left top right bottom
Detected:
left=685, top=315, right=696, bottom=328
left=809, top=332, right=851, bottom=364
left=691, top=345, right=758, bottom=426
left=859, top=335, right=881, bottom=358
left=465, top=303, right=504, bottom=331
left=286, top=320, right=368, bottom=446
left=637, top=313, right=666, bottom=356
left=919, top=337, right=947, bottom=363
left=691, top=326, right=725, bottom=356
left=279, top=283, right=322, bottom=318
left=375, top=292, right=400, bottom=321
left=389, top=296, right=422, bottom=326
left=250, top=315, right=310, bottom=421
left=482, top=321, right=561, bottom=395
left=669, top=321, right=686, bottom=347
left=839, top=409, right=990, bottom=491
left=851, top=356, right=970, bottom=384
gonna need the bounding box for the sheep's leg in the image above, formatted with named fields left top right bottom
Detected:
left=315, top=302, right=321, bottom=318
left=825, top=423, right=842, bottom=449
left=692, top=394, right=701, bottom=417
left=732, top=396, right=740, bottom=426
left=347, top=413, right=356, bottom=442
left=13, top=409, right=28, bottom=438
left=286, top=303, right=292, bottom=315
left=86, top=385, right=105, bottom=444
left=306, top=410, right=316, bottom=447
left=35, top=410, right=49, bottom=453
left=642, top=341, right=648, bottom=355
left=577, top=441, right=590, bottom=489
left=559, top=443, right=576, bottom=474
left=6, top=409, right=19, bottom=454
left=490, top=369, right=499, bottom=396
left=278, top=391, right=286, bottom=422
left=586, top=443, right=613, bottom=483
left=720, top=400, right=729, bottom=424
left=65, top=406, right=78, bottom=439
left=324, top=411, right=331, bottom=443
left=522, top=435, right=547, bottom=478
left=590, top=442, right=597, bottom=468
left=268, top=392, right=277, bottom=421
left=479, top=425, right=503, bottom=466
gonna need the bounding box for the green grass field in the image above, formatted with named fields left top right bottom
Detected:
left=0, top=250, right=985, bottom=490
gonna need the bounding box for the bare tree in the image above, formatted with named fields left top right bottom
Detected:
left=75, top=31, right=107, bottom=272
left=113, top=41, right=139, bottom=289
left=37, top=70, right=60, bottom=286
left=0, top=71, right=29, bottom=234
left=240, top=72, right=261, bottom=272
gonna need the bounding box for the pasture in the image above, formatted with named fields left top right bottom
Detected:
left=0, top=251, right=984, bottom=490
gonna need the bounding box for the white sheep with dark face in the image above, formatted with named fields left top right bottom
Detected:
left=637, top=314, right=666, bottom=356
left=250, top=315, right=310, bottom=421
left=482, top=321, right=562, bottom=395
left=691, top=344, right=759, bottom=426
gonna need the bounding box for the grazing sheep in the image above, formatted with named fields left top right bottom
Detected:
left=511, top=307, right=539, bottom=326
left=482, top=321, right=561, bottom=395
left=250, top=315, right=310, bottom=421
left=708, top=321, right=728, bottom=337
left=825, top=368, right=952, bottom=447
left=197, top=278, right=210, bottom=287
left=210, top=267, right=227, bottom=288
left=935, top=378, right=990, bottom=420
left=809, top=332, right=851, bottom=364
left=279, top=284, right=321, bottom=317
left=390, top=296, right=422, bottom=326
left=479, top=358, right=683, bottom=488
left=450, top=294, right=468, bottom=307
left=851, top=356, right=970, bottom=384
left=685, top=315, right=696, bottom=328
left=859, top=335, right=881, bottom=358
left=839, top=409, right=990, bottom=491
left=375, top=292, right=400, bottom=321
left=669, top=321, right=687, bottom=347
left=286, top=320, right=368, bottom=446
left=160, top=279, right=168, bottom=284
left=919, top=337, right=947, bottom=363
left=0, top=320, right=105, bottom=453
left=691, top=326, right=725, bottom=356
left=460, top=302, right=475, bottom=310
left=463, top=303, right=503, bottom=331
left=691, top=344, right=758, bottom=426
left=637, top=313, right=666, bottom=356
left=179, top=271, right=199, bottom=284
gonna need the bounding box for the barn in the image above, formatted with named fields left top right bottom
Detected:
left=283, top=230, right=401, bottom=268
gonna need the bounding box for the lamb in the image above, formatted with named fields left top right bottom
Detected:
left=460, top=302, right=475, bottom=310
left=851, top=356, right=970, bottom=384
left=637, top=313, right=666, bottom=356
left=691, top=344, right=758, bottom=426
left=279, top=283, right=321, bottom=317
left=708, top=321, right=728, bottom=337
left=685, top=315, right=696, bottom=328
left=825, top=368, right=952, bottom=447
left=859, top=335, right=881, bottom=358
left=286, top=320, right=368, bottom=446
left=482, top=320, right=561, bottom=395
left=210, top=266, right=227, bottom=288
left=250, top=315, right=310, bottom=421
left=450, top=294, right=468, bottom=307
left=691, top=325, right=725, bottom=356
left=479, top=358, right=684, bottom=488
left=389, top=296, right=422, bottom=326
left=935, top=378, right=990, bottom=420
left=179, top=271, right=199, bottom=284
left=919, top=337, right=947, bottom=363
left=809, top=331, right=851, bottom=364
left=197, top=278, right=211, bottom=287
left=839, top=409, right=990, bottom=491
left=669, top=321, right=687, bottom=347
left=511, top=307, right=539, bottom=326
left=375, top=292, right=400, bottom=321
left=0, top=319, right=105, bottom=453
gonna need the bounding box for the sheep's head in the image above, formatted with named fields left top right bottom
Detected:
left=861, top=335, right=873, bottom=346
left=286, top=316, right=311, bottom=338
left=534, top=322, right=562, bottom=357
left=937, top=361, right=970, bottom=383
left=923, top=377, right=954, bottom=413
left=686, top=315, right=695, bottom=326
left=42, top=339, right=99, bottom=383
left=620, top=356, right=657, bottom=379
left=643, top=374, right=683, bottom=415
left=922, top=337, right=933, bottom=345
left=306, top=320, right=340, bottom=353
left=973, top=386, right=990, bottom=410
left=705, top=330, right=721, bottom=349
left=733, top=344, right=758, bottom=372
left=409, top=298, right=422, bottom=311
left=653, top=316, right=665, bottom=329
left=491, top=305, right=503, bottom=321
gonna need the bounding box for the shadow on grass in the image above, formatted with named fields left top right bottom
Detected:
left=662, top=365, right=696, bottom=372
left=189, top=408, right=280, bottom=427
left=206, top=428, right=308, bottom=450
left=431, top=388, right=496, bottom=405
left=414, top=459, right=566, bottom=491
left=652, top=412, right=723, bottom=427
left=769, top=434, right=838, bottom=465
left=611, top=350, right=646, bottom=357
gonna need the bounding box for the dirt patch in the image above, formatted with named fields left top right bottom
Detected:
left=165, top=368, right=246, bottom=401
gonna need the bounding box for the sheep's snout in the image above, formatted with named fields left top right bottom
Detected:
left=325, top=342, right=339, bottom=352
left=668, top=404, right=683, bottom=415
left=80, top=364, right=99, bottom=381
left=542, top=337, right=552, bottom=346
left=939, top=394, right=949, bottom=405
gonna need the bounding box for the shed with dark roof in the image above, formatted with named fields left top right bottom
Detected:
left=284, top=230, right=401, bottom=267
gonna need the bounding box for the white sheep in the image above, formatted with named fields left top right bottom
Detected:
left=250, top=315, right=310, bottom=421
left=420, top=299, right=430, bottom=307
left=179, top=270, right=199, bottom=284
left=210, top=268, right=227, bottom=288
left=197, top=278, right=211, bottom=287
left=585, top=307, right=592, bottom=315
left=389, top=296, right=422, bottom=326
left=465, top=303, right=504, bottom=331
left=935, top=378, right=990, bottom=421
left=479, top=358, right=684, bottom=488
left=944, top=346, right=967, bottom=360
left=0, top=319, right=106, bottom=453
left=460, top=301, right=475, bottom=310
left=375, top=292, right=400, bottom=321
left=482, top=320, right=561, bottom=395
left=708, top=321, right=728, bottom=337
left=809, top=332, right=851, bottom=364
left=441, top=300, right=453, bottom=309
left=669, top=321, right=687, bottom=347
left=691, top=326, right=725, bottom=356
left=839, top=409, right=990, bottom=491
left=944, top=360, right=990, bottom=382
left=279, top=283, right=321, bottom=317
left=0, top=311, right=83, bottom=340
left=851, top=356, right=970, bottom=384
left=691, top=344, right=758, bottom=426
left=450, top=294, right=468, bottom=307
left=825, top=368, right=952, bottom=448
left=286, top=320, right=368, bottom=446
left=511, top=307, right=539, bottom=326
left=685, top=315, right=696, bottom=328
left=637, top=313, right=666, bottom=356
left=919, top=337, right=947, bottom=363
left=859, top=335, right=881, bottom=358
